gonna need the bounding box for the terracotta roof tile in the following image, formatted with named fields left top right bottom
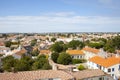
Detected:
left=83, top=47, right=100, bottom=54
left=15, top=49, right=27, bottom=56
left=66, top=50, right=84, bottom=55
left=40, top=50, right=51, bottom=55
left=89, top=56, right=120, bottom=67
left=71, top=69, right=105, bottom=79
left=0, top=70, right=74, bottom=80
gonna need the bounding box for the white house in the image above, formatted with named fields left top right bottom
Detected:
left=12, top=49, right=27, bottom=59
left=66, top=50, right=85, bottom=59
left=0, top=46, right=11, bottom=55
left=83, top=47, right=100, bottom=60
left=88, top=55, right=120, bottom=80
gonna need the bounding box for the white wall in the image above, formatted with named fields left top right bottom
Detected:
left=84, top=51, right=96, bottom=60
left=88, top=61, right=120, bottom=80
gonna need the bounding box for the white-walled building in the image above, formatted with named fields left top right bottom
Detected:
left=0, top=46, right=11, bottom=55
left=83, top=47, right=100, bottom=60
left=66, top=50, right=85, bottom=59
left=88, top=56, right=120, bottom=80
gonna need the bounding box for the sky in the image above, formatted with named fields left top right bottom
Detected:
left=0, top=0, right=120, bottom=33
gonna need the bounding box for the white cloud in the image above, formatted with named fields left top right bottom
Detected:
left=43, top=12, right=76, bottom=16
left=0, top=12, right=120, bottom=32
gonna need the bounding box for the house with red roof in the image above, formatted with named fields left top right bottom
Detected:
left=66, top=50, right=85, bottom=59
left=88, top=55, right=120, bottom=80
left=83, top=46, right=100, bottom=60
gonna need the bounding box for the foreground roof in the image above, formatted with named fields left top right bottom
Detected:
left=89, top=56, right=120, bottom=67
left=70, top=69, right=105, bottom=80
left=0, top=70, right=74, bottom=80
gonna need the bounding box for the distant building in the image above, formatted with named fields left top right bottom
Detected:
left=12, top=49, right=27, bottom=59
left=0, top=46, right=11, bottom=55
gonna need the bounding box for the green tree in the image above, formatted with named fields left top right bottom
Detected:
left=67, top=40, right=85, bottom=49
left=72, top=59, right=86, bottom=64
left=15, top=60, right=31, bottom=71
left=113, top=36, right=120, bottom=49
left=57, top=52, right=72, bottom=65
left=4, top=41, right=11, bottom=47
left=14, top=56, right=33, bottom=71
left=78, top=65, right=85, bottom=70
left=32, top=61, right=41, bottom=70
left=51, top=52, right=59, bottom=63
left=50, top=42, right=63, bottom=53
left=2, top=56, right=17, bottom=72
left=32, top=54, right=51, bottom=70
left=51, top=37, right=56, bottom=42
left=42, top=63, right=52, bottom=70
left=104, top=39, right=115, bottom=53
left=38, top=54, right=46, bottom=59
left=88, top=42, right=104, bottom=49
left=30, top=39, right=37, bottom=46
left=31, top=49, right=40, bottom=56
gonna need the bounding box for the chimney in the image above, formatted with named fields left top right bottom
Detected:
left=68, top=67, right=74, bottom=72
left=52, top=64, right=58, bottom=70
left=116, top=53, right=119, bottom=58
left=100, top=48, right=104, bottom=53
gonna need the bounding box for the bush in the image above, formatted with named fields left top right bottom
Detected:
left=78, top=65, right=85, bottom=70
left=72, top=59, right=86, bottom=64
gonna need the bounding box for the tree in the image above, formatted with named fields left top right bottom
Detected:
left=15, top=60, right=31, bottom=71
left=78, top=65, right=85, bottom=70
left=32, top=61, right=41, bottom=70
left=31, top=49, right=40, bottom=56
left=103, top=36, right=120, bottom=53
left=50, top=42, right=63, bottom=53
left=14, top=56, right=33, bottom=71
left=30, top=39, right=37, bottom=46
left=104, top=39, right=115, bottom=53
left=42, top=63, right=52, bottom=70
left=72, top=59, right=86, bottom=64
left=57, top=52, right=72, bottom=65
left=2, top=56, right=17, bottom=72
left=88, top=42, right=104, bottom=49
left=38, top=54, right=46, bottom=59
left=4, top=41, right=11, bottom=47
left=51, top=37, right=56, bottom=42
left=67, top=40, right=85, bottom=49
left=112, top=36, right=120, bottom=49
left=32, top=54, right=51, bottom=70
left=51, top=52, right=59, bottom=63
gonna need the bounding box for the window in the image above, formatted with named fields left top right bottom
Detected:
left=77, top=56, right=79, bottom=59
left=112, top=74, right=114, bottom=77
left=99, top=77, right=102, bottom=80
left=71, top=56, right=74, bottom=58
left=119, top=65, right=120, bottom=70
left=97, top=64, right=99, bottom=67
left=108, top=68, right=111, bottom=72
left=112, top=68, right=114, bottom=72
left=80, top=56, right=82, bottom=58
